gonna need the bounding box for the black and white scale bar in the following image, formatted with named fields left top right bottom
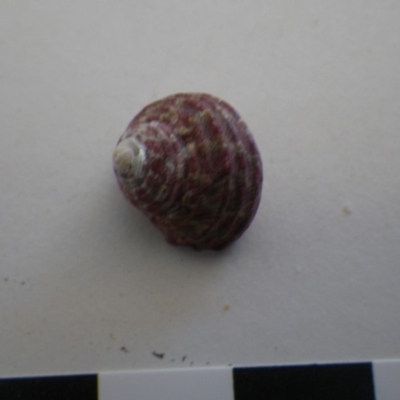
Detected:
left=0, top=360, right=399, bottom=400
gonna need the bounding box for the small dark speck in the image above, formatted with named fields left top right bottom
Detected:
left=342, top=205, right=352, bottom=215
left=190, top=361, right=194, bottom=366
left=3, top=278, right=9, bottom=282
left=20, top=281, right=26, bottom=286
left=181, top=355, right=187, bottom=362
left=170, top=359, right=175, bottom=362
left=228, top=363, right=233, bottom=367
left=206, top=362, right=210, bottom=366
left=223, top=304, right=230, bottom=312
left=120, top=346, right=128, bottom=353
left=152, top=351, right=165, bottom=360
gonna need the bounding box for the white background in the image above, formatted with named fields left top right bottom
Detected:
left=1, top=1, right=399, bottom=376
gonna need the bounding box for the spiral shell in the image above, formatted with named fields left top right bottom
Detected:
left=113, top=93, right=262, bottom=250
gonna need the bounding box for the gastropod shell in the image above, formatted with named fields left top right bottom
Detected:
left=113, top=93, right=263, bottom=250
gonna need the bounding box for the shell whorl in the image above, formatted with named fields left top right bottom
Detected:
left=113, top=136, right=146, bottom=180
left=113, top=93, right=263, bottom=250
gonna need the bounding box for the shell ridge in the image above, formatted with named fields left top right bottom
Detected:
left=189, top=96, right=244, bottom=248
left=211, top=100, right=263, bottom=244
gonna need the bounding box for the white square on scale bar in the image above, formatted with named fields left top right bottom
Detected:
left=99, top=367, right=234, bottom=400
left=373, top=360, right=400, bottom=400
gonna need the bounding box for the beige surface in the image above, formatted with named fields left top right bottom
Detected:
left=1, top=0, right=400, bottom=376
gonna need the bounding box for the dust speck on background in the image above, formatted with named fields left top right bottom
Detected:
left=342, top=205, right=352, bottom=215
left=152, top=351, right=165, bottom=359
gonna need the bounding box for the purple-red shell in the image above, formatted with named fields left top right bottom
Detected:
left=113, top=93, right=263, bottom=250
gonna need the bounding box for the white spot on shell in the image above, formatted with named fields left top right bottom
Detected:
left=113, top=136, right=146, bottom=180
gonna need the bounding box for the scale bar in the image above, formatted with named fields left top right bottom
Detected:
left=0, top=360, right=399, bottom=400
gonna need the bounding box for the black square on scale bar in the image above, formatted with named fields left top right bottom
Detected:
left=0, top=374, right=97, bottom=400
left=233, top=363, right=375, bottom=400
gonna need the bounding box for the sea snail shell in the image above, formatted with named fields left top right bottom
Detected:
left=113, top=93, right=263, bottom=250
